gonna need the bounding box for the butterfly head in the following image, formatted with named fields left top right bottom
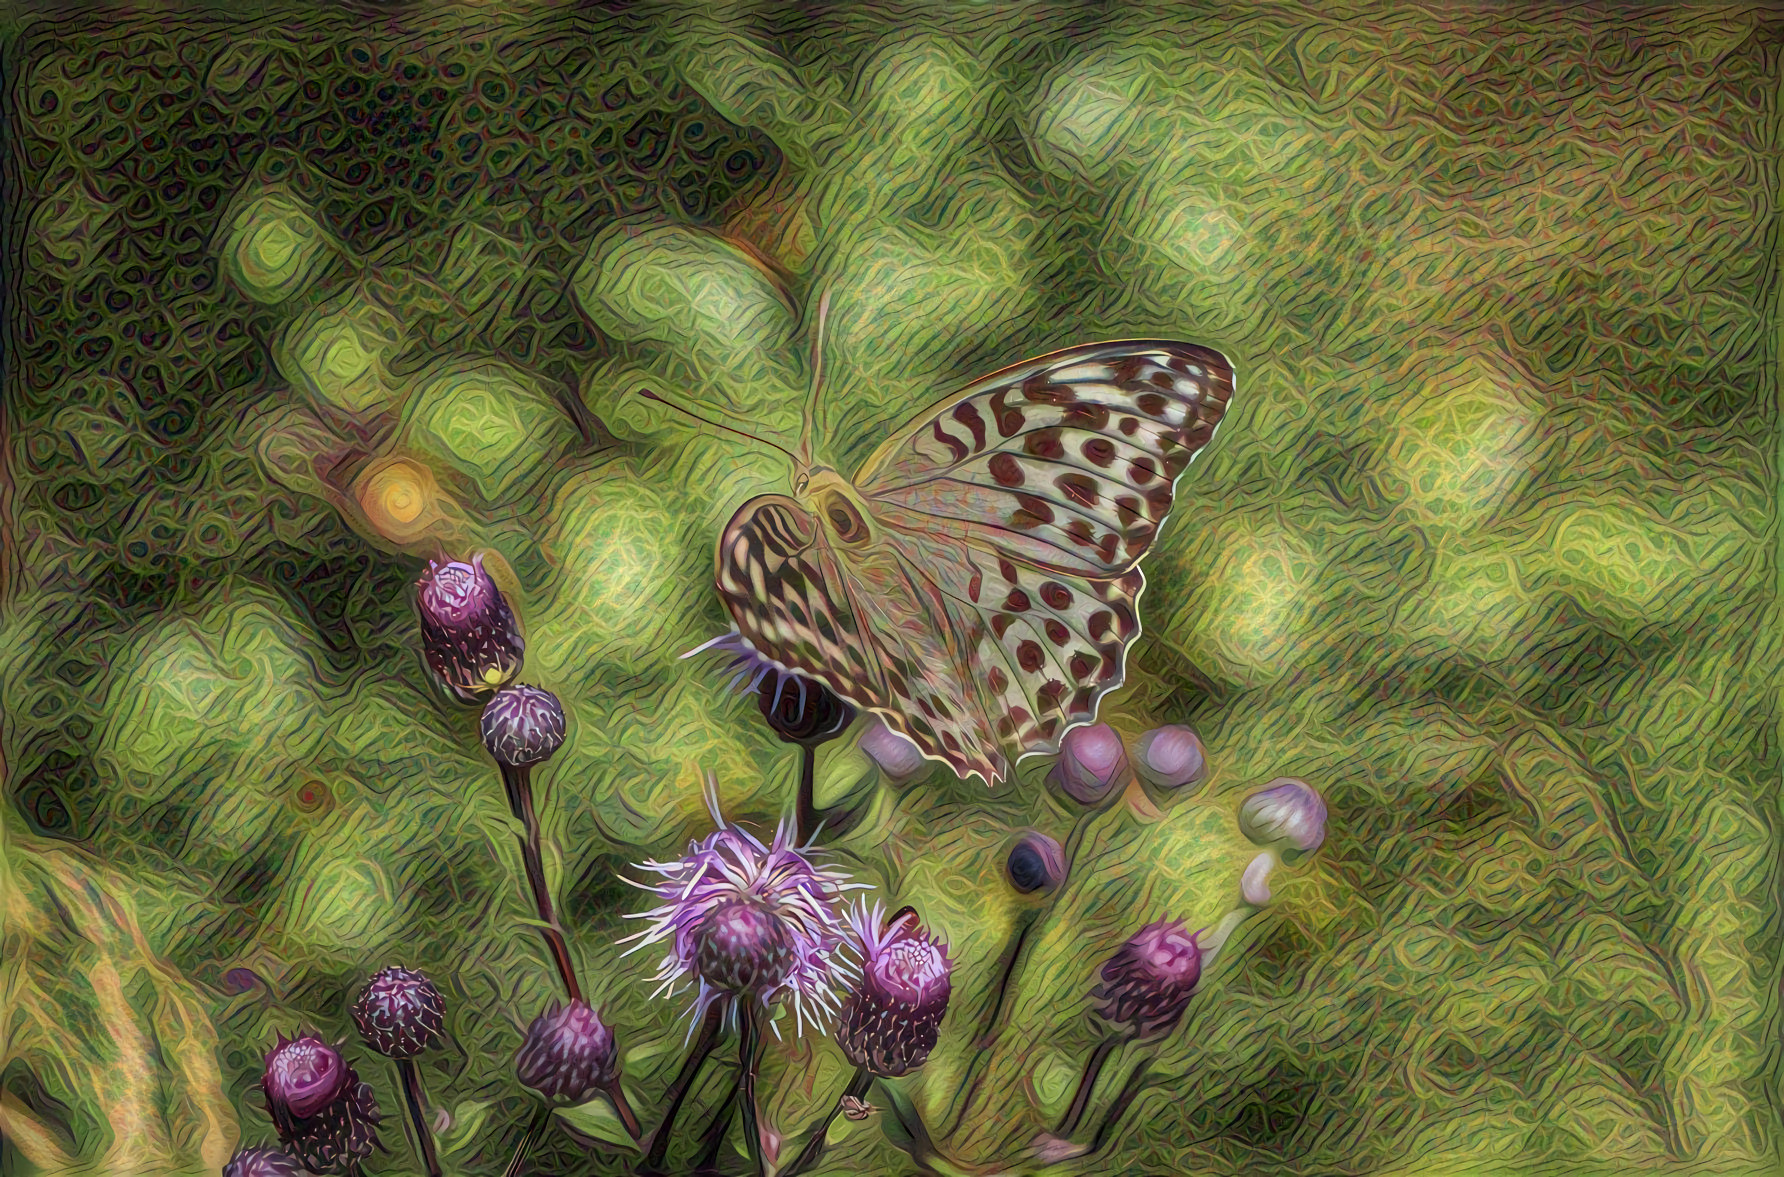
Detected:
left=796, top=466, right=873, bottom=548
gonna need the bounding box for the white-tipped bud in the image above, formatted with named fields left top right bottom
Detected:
left=859, top=716, right=928, bottom=782
left=1241, top=851, right=1275, bottom=906
left=1132, top=725, right=1206, bottom=790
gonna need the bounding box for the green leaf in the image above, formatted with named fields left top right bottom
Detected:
left=438, top=1100, right=494, bottom=1156
left=554, top=1091, right=643, bottom=1153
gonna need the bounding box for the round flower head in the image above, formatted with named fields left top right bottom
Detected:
left=1048, top=722, right=1129, bottom=804
left=515, top=999, right=617, bottom=1102
left=1092, top=919, right=1202, bottom=1038
left=223, top=1146, right=305, bottom=1177
left=836, top=903, right=953, bottom=1076
left=622, top=774, right=865, bottom=1037
left=261, top=1032, right=381, bottom=1174
left=1006, top=831, right=1066, bottom=895
left=351, top=966, right=445, bottom=1059
left=480, top=684, right=566, bottom=769
left=416, top=554, right=524, bottom=703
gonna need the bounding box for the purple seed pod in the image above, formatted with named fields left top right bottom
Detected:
left=261, top=1033, right=381, bottom=1174
left=1048, top=723, right=1129, bottom=804
left=1092, top=920, right=1202, bottom=1039
left=835, top=903, right=953, bottom=1076
left=480, top=684, right=567, bottom=769
left=351, top=966, right=446, bottom=1060
left=1132, top=725, right=1207, bottom=790
left=1006, top=831, right=1066, bottom=896
left=514, top=999, right=618, bottom=1103
left=1238, top=778, right=1327, bottom=859
left=223, top=1146, right=306, bottom=1177
left=415, top=554, right=524, bottom=704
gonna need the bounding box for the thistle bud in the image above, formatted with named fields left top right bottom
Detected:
left=757, top=669, right=855, bottom=747
left=859, top=715, right=928, bottom=782
left=1238, top=778, right=1326, bottom=859
left=480, top=684, right=566, bottom=769
left=223, top=1146, right=305, bottom=1177
left=1132, top=726, right=1206, bottom=790
left=1092, top=920, right=1201, bottom=1038
left=837, top=904, right=953, bottom=1076
left=351, top=966, right=445, bottom=1060
left=693, top=896, right=796, bottom=995
left=1006, top=831, right=1065, bottom=896
left=515, top=999, right=618, bottom=1103
left=261, top=1033, right=381, bottom=1173
left=416, top=555, right=524, bottom=703
left=1241, top=851, right=1274, bottom=906
left=1048, top=723, right=1128, bottom=804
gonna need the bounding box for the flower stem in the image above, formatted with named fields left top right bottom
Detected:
left=941, top=909, right=1037, bottom=1135
left=1057, top=1031, right=1124, bottom=1137
left=1084, top=1058, right=1156, bottom=1158
left=499, top=762, right=583, bottom=1004
left=690, top=1071, right=740, bottom=1171
left=396, top=1058, right=442, bottom=1177
left=503, top=1103, right=554, bottom=1177
left=783, top=1065, right=872, bottom=1177
left=642, top=1000, right=726, bottom=1172
left=601, top=1078, right=643, bottom=1141
left=738, top=1002, right=767, bottom=1177
left=796, top=744, right=820, bottom=846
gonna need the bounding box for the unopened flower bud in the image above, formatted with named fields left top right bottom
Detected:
left=351, top=966, right=445, bottom=1059
left=1006, top=831, right=1065, bottom=895
left=261, top=1033, right=381, bottom=1173
left=1132, top=726, right=1206, bottom=790
left=1241, top=851, right=1274, bottom=906
left=1092, top=920, right=1202, bottom=1038
left=1238, top=778, right=1326, bottom=859
left=515, top=999, right=618, bottom=1103
left=1048, top=723, right=1128, bottom=804
left=416, top=555, right=524, bottom=703
left=859, top=715, right=928, bottom=781
left=480, top=684, right=566, bottom=769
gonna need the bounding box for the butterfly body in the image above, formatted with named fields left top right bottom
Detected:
left=712, top=339, right=1236, bottom=786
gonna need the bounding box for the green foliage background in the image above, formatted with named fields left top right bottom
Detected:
left=1, top=2, right=1779, bottom=1176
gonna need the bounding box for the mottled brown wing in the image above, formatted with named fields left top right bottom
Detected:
left=853, top=341, right=1235, bottom=775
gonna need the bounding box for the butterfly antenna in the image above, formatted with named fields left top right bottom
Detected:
left=633, top=387, right=804, bottom=469
left=799, top=285, right=832, bottom=468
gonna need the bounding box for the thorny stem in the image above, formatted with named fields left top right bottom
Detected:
left=502, top=1103, right=554, bottom=1177
left=738, top=1002, right=767, bottom=1177
left=783, top=1065, right=872, bottom=1177
left=499, top=761, right=583, bottom=1004
left=396, top=1058, right=442, bottom=1177
left=642, top=1000, right=726, bottom=1172
left=1057, top=1032, right=1124, bottom=1137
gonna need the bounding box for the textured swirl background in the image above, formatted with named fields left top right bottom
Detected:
left=1, top=2, right=1779, bottom=1176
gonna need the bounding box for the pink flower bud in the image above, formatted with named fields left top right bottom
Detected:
left=1048, top=723, right=1128, bottom=804
left=1132, top=725, right=1206, bottom=789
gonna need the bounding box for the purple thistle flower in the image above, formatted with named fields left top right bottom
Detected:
left=223, top=1146, right=305, bottom=1177
left=515, top=999, right=618, bottom=1102
left=621, top=774, right=866, bottom=1039
left=415, top=554, right=524, bottom=704
left=351, top=966, right=445, bottom=1060
left=260, top=1032, right=381, bottom=1174
left=836, top=902, right=953, bottom=1076
left=682, top=630, right=855, bottom=746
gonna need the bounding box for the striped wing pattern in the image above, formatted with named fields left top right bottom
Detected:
left=715, top=341, right=1235, bottom=784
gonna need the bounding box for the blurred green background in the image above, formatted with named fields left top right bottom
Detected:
left=1, top=2, right=1779, bottom=1175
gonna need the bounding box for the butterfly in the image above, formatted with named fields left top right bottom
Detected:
left=658, top=292, right=1235, bottom=786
